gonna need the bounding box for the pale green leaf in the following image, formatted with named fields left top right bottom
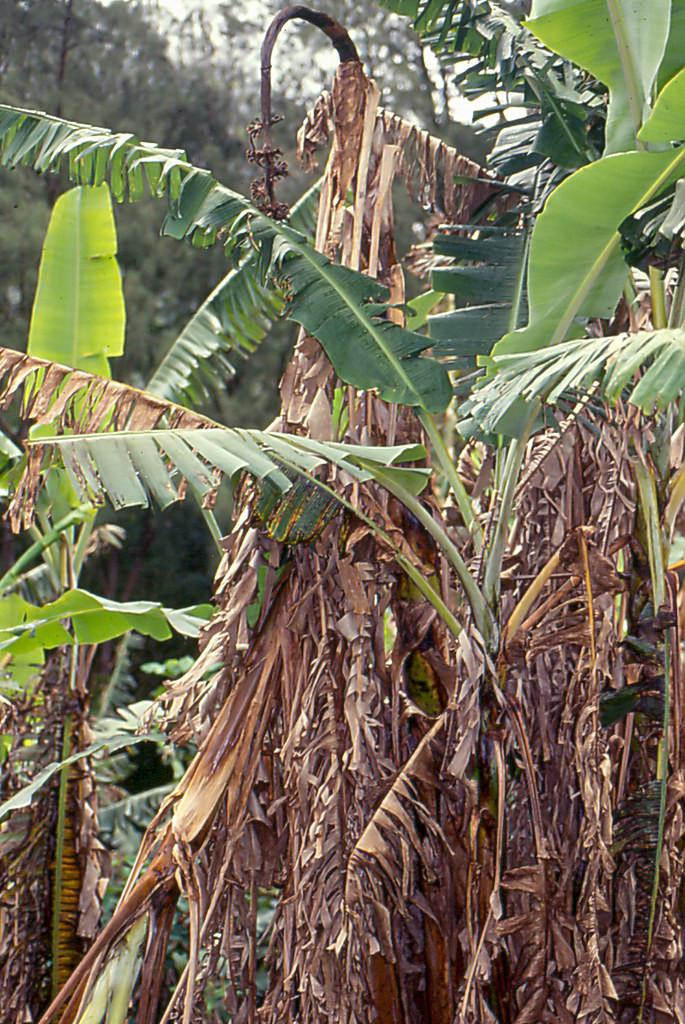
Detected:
left=527, top=0, right=671, bottom=153
left=466, top=327, right=685, bottom=433
left=657, top=0, right=685, bottom=88
left=493, top=147, right=685, bottom=357
left=28, top=184, right=125, bottom=375
left=74, top=915, right=147, bottom=1024
left=36, top=428, right=429, bottom=514
left=639, top=65, right=685, bottom=141
left=406, top=290, right=443, bottom=330
left=0, top=589, right=212, bottom=656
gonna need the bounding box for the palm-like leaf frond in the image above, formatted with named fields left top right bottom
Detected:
left=0, top=106, right=451, bottom=412
left=379, top=1, right=524, bottom=66
left=146, top=260, right=281, bottom=406
left=429, top=222, right=530, bottom=371
left=463, top=327, right=685, bottom=434
left=0, top=347, right=429, bottom=538
left=39, top=428, right=429, bottom=516
left=380, top=1, right=599, bottom=175
left=0, top=345, right=212, bottom=528
left=146, top=180, right=322, bottom=406
left=0, top=104, right=221, bottom=243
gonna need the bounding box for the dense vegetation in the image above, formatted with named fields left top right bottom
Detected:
left=1, top=1, right=685, bottom=1022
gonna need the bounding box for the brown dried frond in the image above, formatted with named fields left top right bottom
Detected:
left=0, top=347, right=211, bottom=531
left=297, top=94, right=501, bottom=222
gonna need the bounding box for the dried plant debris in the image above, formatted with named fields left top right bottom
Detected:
left=41, top=55, right=476, bottom=1024
left=297, top=85, right=499, bottom=222
left=0, top=650, right=108, bottom=1024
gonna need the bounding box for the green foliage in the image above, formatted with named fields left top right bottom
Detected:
left=639, top=65, right=685, bottom=141
left=266, top=225, right=452, bottom=411
left=600, top=677, right=664, bottom=727
left=27, top=185, right=125, bottom=376
left=379, top=0, right=524, bottom=57
left=147, top=181, right=321, bottom=407
left=0, top=588, right=211, bottom=656
left=0, top=105, right=452, bottom=412
left=658, top=0, right=685, bottom=87
left=145, top=254, right=280, bottom=403
left=381, top=0, right=602, bottom=173
left=429, top=223, right=530, bottom=368
left=0, top=0, right=239, bottom=393
left=464, top=328, right=685, bottom=433
left=0, top=722, right=164, bottom=825
left=493, top=148, right=685, bottom=357
left=0, top=104, right=221, bottom=240
left=141, top=655, right=195, bottom=680
left=44, top=428, right=430, bottom=512
left=526, top=0, right=671, bottom=153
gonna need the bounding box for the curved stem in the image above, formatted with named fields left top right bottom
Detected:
left=259, top=6, right=360, bottom=211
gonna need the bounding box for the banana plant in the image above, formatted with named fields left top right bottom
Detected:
left=0, top=183, right=203, bottom=1017
left=0, top=100, right=500, bottom=639
left=0, top=104, right=452, bottom=413
left=439, top=6, right=685, bottom=1019
left=343, top=8, right=685, bottom=1019
left=2, top=3, right=685, bottom=1019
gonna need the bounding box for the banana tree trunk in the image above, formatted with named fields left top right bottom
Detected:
left=0, top=647, right=107, bottom=1024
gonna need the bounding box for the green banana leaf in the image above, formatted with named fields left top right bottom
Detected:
left=146, top=179, right=321, bottom=406
left=463, top=327, right=685, bottom=433
left=526, top=0, right=670, bottom=154
left=639, top=65, right=685, bottom=142
left=40, top=428, right=430, bottom=515
left=28, top=184, right=124, bottom=376
left=0, top=105, right=450, bottom=412
left=493, top=146, right=685, bottom=357
left=0, top=590, right=212, bottom=656
left=429, top=223, right=530, bottom=367
left=657, top=0, right=685, bottom=88
left=0, top=733, right=161, bottom=823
